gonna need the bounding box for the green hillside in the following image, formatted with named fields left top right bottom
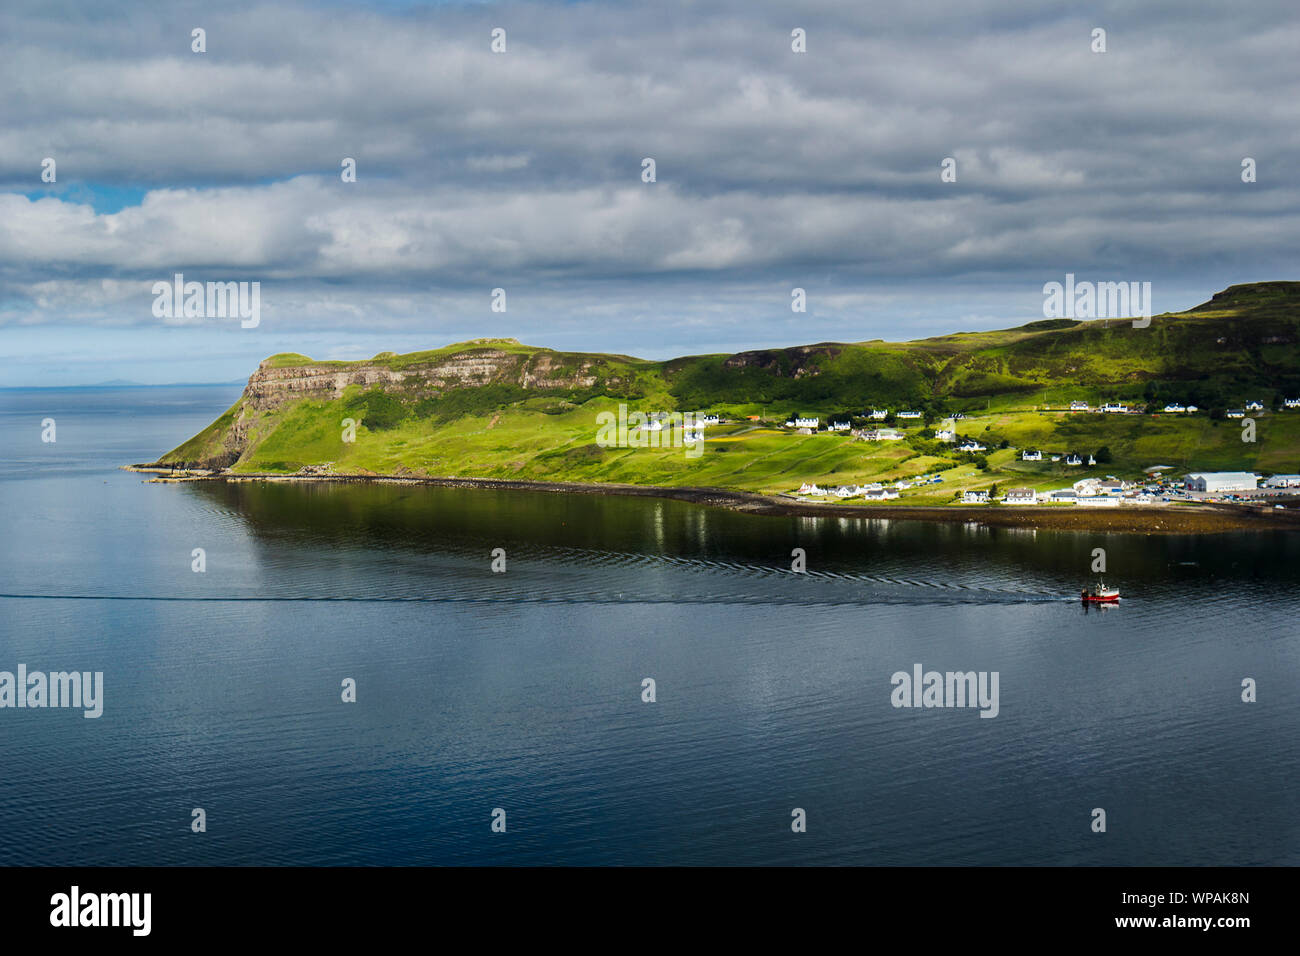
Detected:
left=153, top=284, right=1300, bottom=500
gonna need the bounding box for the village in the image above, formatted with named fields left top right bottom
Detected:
left=601, top=394, right=1300, bottom=511
left=792, top=471, right=1300, bottom=507
left=765, top=398, right=1300, bottom=509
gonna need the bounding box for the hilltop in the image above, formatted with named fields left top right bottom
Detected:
left=148, top=283, right=1300, bottom=505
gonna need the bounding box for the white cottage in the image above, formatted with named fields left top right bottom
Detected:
left=1003, top=488, right=1038, bottom=505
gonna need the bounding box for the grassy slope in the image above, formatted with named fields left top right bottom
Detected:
left=157, top=284, right=1300, bottom=500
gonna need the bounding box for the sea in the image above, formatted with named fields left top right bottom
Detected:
left=0, top=385, right=1296, bottom=865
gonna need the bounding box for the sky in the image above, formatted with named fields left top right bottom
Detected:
left=2, top=0, right=1299, bottom=385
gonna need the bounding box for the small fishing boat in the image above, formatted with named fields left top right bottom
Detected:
left=1081, top=581, right=1120, bottom=603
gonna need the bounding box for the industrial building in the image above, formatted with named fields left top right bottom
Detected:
left=1184, top=472, right=1258, bottom=492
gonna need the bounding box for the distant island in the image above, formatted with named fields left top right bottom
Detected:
left=134, top=282, right=1300, bottom=532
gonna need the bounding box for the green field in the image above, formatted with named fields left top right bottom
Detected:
left=156, top=283, right=1300, bottom=503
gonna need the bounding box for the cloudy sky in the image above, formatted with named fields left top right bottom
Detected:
left=2, top=0, right=1299, bottom=385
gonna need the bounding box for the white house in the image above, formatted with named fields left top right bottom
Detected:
left=858, top=428, right=903, bottom=441
left=829, top=420, right=852, bottom=431
left=1284, top=398, right=1300, bottom=409
left=1100, top=402, right=1128, bottom=413
left=1185, top=472, right=1258, bottom=492
left=1226, top=409, right=1245, bottom=419
left=1049, top=489, right=1078, bottom=502
left=958, top=441, right=986, bottom=453
left=1065, top=454, right=1083, bottom=466
left=1163, top=403, right=1186, bottom=413
left=1069, top=401, right=1090, bottom=411
left=1050, top=454, right=1061, bottom=462
left=869, top=409, right=890, bottom=420
left=935, top=429, right=956, bottom=442
left=1021, top=449, right=1042, bottom=461
left=832, top=485, right=859, bottom=498
left=698, top=414, right=720, bottom=425
left=797, top=482, right=827, bottom=496
left=864, top=487, right=899, bottom=500
left=683, top=429, right=704, bottom=444
left=897, top=410, right=922, bottom=419
left=1077, top=496, right=1119, bottom=507
left=1131, top=493, right=1168, bottom=505
left=1264, top=474, right=1300, bottom=488
left=1245, top=400, right=1264, bottom=411
left=1003, top=488, right=1038, bottom=505
left=639, top=420, right=663, bottom=432
left=794, top=416, right=819, bottom=428
left=1185, top=404, right=1199, bottom=413
left=961, top=490, right=990, bottom=504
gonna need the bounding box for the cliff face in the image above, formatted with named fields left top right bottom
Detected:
left=244, top=363, right=406, bottom=411
left=157, top=340, right=627, bottom=469
left=243, top=345, right=606, bottom=413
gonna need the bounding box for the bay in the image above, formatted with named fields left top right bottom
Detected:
left=0, top=386, right=1295, bottom=865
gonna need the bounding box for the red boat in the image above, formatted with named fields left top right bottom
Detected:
left=1081, top=581, right=1120, bottom=603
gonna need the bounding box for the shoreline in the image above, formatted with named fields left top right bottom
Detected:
left=123, top=465, right=1300, bottom=534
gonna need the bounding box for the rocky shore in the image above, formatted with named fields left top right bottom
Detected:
left=124, top=466, right=1300, bottom=534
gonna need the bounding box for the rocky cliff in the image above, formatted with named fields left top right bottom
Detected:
left=243, top=340, right=610, bottom=413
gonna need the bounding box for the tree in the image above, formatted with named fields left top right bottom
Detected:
left=990, top=483, right=1000, bottom=498
left=1094, top=446, right=1113, bottom=464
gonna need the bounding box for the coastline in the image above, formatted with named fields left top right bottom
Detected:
left=123, top=465, right=1300, bottom=534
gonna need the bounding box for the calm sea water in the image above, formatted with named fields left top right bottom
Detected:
left=0, top=386, right=1296, bottom=865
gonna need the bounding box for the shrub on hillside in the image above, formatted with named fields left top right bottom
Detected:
left=343, top=388, right=408, bottom=430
